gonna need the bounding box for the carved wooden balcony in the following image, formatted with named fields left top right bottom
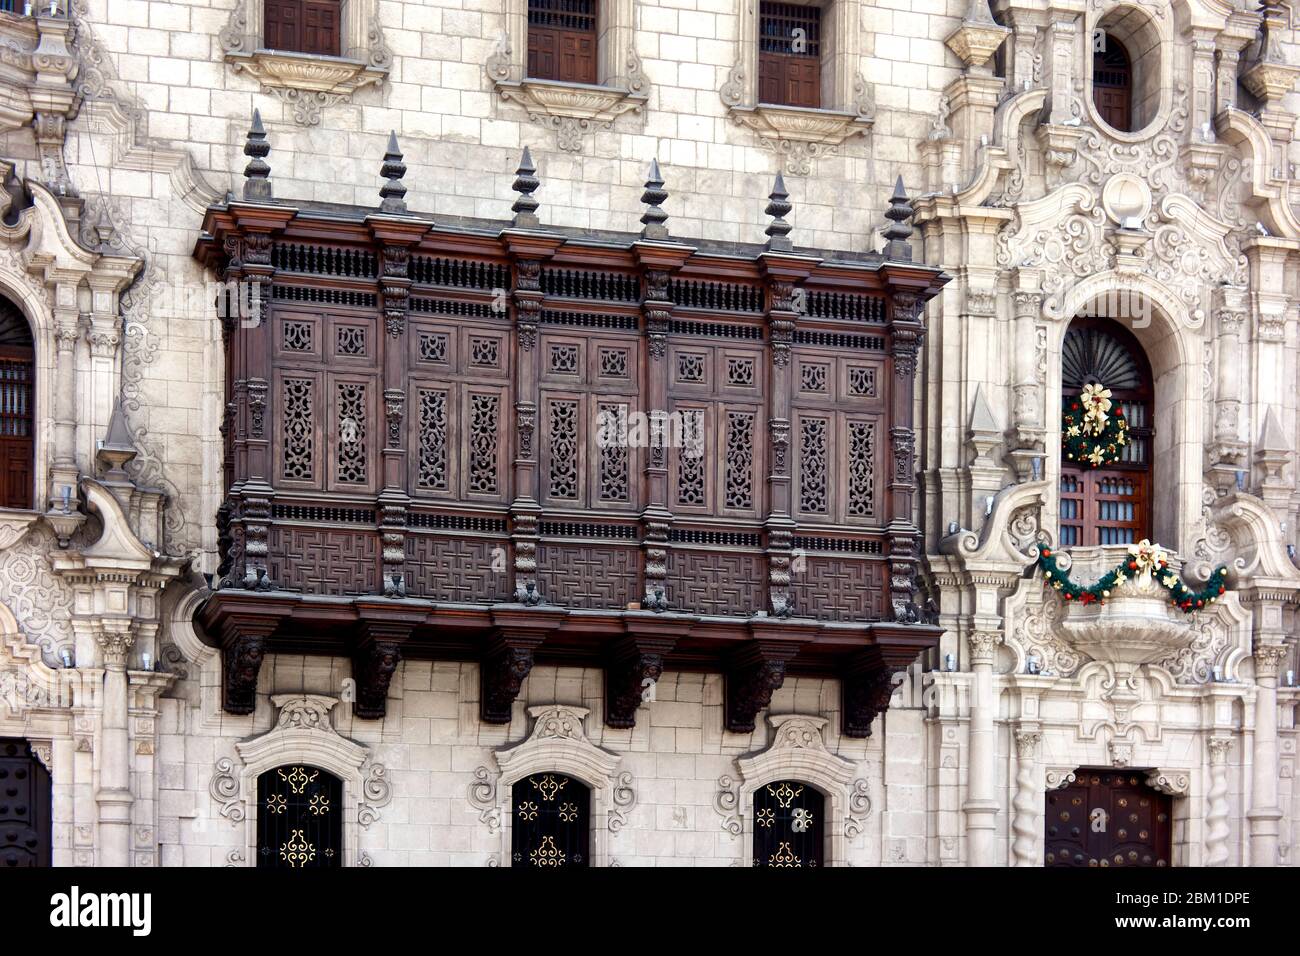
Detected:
left=193, top=181, right=947, bottom=733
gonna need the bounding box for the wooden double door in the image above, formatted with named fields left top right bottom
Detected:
left=0, top=738, right=51, bottom=867
left=1045, top=769, right=1171, bottom=867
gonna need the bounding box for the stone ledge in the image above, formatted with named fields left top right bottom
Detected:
left=726, top=103, right=873, bottom=176
left=493, top=76, right=647, bottom=152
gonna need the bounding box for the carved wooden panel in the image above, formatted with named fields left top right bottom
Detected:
left=789, top=556, right=884, bottom=621
left=404, top=533, right=512, bottom=603
left=665, top=549, right=764, bottom=616
left=269, top=527, right=379, bottom=595
left=276, top=370, right=322, bottom=488
left=536, top=543, right=639, bottom=609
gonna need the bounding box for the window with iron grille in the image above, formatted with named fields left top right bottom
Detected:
left=265, top=0, right=341, bottom=57
left=1093, top=34, right=1132, bottom=131
left=511, top=773, right=590, bottom=867
left=0, top=296, right=33, bottom=511
left=758, top=1, right=822, bottom=108
left=256, top=765, right=343, bottom=868
left=752, top=780, right=824, bottom=867
left=1059, top=319, right=1152, bottom=547
left=528, top=0, right=598, bottom=85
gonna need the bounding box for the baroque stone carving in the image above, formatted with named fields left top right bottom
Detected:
left=357, top=763, right=392, bottom=829
left=714, top=774, right=743, bottom=837
left=209, top=756, right=244, bottom=823
left=468, top=766, right=501, bottom=833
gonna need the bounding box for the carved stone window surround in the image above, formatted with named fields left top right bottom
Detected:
left=719, top=0, right=873, bottom=174
left=486, top=704, right=635, bottom=867
left=716, top=714, right=871, bottom=865
left=219, top=0, right=392, bottom=126
left=227, top=694, right=371, bottom=867
left=486, top=0, right=647, bottom=152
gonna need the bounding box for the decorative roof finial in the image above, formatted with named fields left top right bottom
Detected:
left=639, top=159, right=669, bottom=240
left=763, top=172, right=793, bottom=252
left=96, top=400, right=137, bottom=481
left=882, top=175, right=913, bottom=262
left=242, top=109, right=272, bottom=203
left=379, top=130, right=408, bottom=214
left=510, top=147, right=540, bottom=228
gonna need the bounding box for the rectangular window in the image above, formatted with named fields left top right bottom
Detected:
left=527, top=0, right=598, bottom=85
left=758, top=1, right=822, bottom=108
left=265, top=0, right=340, bottom=56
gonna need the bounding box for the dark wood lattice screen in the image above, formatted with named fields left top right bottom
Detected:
left=0, top=298, right=33, bottom=510
left=0, top=738, right=50, bottom=867
left=265, top=0, right=341, bottom=56
left=758, top=1, right=822, bottom=108
left=1046, top=770, right=1171, bottom=867
left=511, top=773, right=590, bottom=867
left=1093, top=35, right=1132, bottom=131
left=256, top=764, right=343, bottom=868
left=1059, top=319, right=1151, bottom=547
left=528, top=0, right=598, bottom=85
left=752, top=780, right=824, bottom=867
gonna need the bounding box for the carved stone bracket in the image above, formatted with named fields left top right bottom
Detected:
left=724, top=641, right=800, bottom=734
left=605, top=630, right=677, bottom=729
left=219, top=619, right=275, bottom=716
left=479, top=610, right=562, bottom=724
left=350, top=622, right=409, bottom=720
left=726, top=103, right=872, bottom=176
left=492, top=72, right=647, bottom=152
left=1145, top=768, right=1191, bottom=797
left=841, top=650, right=905, bottom=738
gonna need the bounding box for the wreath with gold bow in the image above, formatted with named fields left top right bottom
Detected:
left=1062, top=382, right=1129, bottom=468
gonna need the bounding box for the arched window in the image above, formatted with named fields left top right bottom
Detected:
left=758, top=1, right=822, bottom=108
left=265, top=0, right=341, bottom=56
left=527, top=0, right=598, bottom=85
left=256, top=764, right=343, bottom=868
left=0, top=738, right=51, bottom=868
left=752, top=779, right=824, bottom=867
left=0, top=296, right=34, bottom=511
left=1092, top=33, right=1133, bottom=131
left=511, top=772, right=590, bottom=867
left=1059, top=319, right=1153, bottom=547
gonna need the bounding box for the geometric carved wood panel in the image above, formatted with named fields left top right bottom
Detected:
left=665, top=549, right=764, bottom=616
left=536, top=543, right=638, bottom=609
left=789, top=556, right=883, bottom=622
left=404, top=534, right=512, bottom=604
left=269, top=527, right=379, bottom=595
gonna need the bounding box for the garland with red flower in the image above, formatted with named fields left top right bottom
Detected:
left=1062, top=382, right=1130, bottom=468
left=1036, top=539, right=1229, bottom=613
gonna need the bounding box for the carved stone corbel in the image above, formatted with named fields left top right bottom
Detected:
left=841, top=649, right=904, bottom=738
left=218, top=617, right=277, bottom=716
left=350, top=620, right=412, bottom=720
left=605, top=631, right=676, bottom=729
left=479, top=610, right=563, bottom=724
left=724, top=641, right=800, bottom=734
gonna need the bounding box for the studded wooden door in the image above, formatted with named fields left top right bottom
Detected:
left=511, top=773, right=590, bottom=867
left=0, top=738, right=51, bottom=868
left=1045, top=770, right=1172, bottom=868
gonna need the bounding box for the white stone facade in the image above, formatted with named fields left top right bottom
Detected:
left=1, top=0, right=1299, bottom=866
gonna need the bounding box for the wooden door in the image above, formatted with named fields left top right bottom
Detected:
left=0, top=349, right=33, bottom=510
left=757, top=1, right=822, bottom=108
left=1045, top=770, right=1171, bottom=867
left=0, top=738, right=51, bottom=868
left=527, top=0, right=598, bottom=84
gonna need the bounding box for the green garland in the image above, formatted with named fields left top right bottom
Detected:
left=1062, top=391, right=1130, bottom=469
left=1036, top=547, right=1230, bottom=613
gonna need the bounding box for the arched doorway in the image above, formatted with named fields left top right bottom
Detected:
left=0, top=295, right=34, bottom=510
left=1059, top=317, right=1154, bottom=547
left=1045, top=769, right=1171, bottom=867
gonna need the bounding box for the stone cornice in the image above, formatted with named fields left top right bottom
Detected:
left=726, top=103, right=872, bottom=176
left=493, top=76, right=647, bottom=152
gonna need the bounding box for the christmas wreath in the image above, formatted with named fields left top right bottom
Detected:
left=1062, top=382, right=1129, bottom=468
left=1036, top=539, right=1229, bottom=613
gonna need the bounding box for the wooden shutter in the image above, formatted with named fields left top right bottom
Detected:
left=0, top=347, right=32, bottom=510
left=1093, top=35, right=1132, bottom=130
left=265, top=0, right=339, bottom=56
left=758, top=1, right=821, bottom=108
left=265, top=0, right=301, bottom=52
left=527, top=0, right=598, bottom=84
left=302, top=0, right=341, bottom=56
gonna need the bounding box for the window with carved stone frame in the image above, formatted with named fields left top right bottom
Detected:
left=219, top=0, right=392, bottom=125
left=486, top=0, right=647, bottom=149
left=720, top=0, right=873, bottom=169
